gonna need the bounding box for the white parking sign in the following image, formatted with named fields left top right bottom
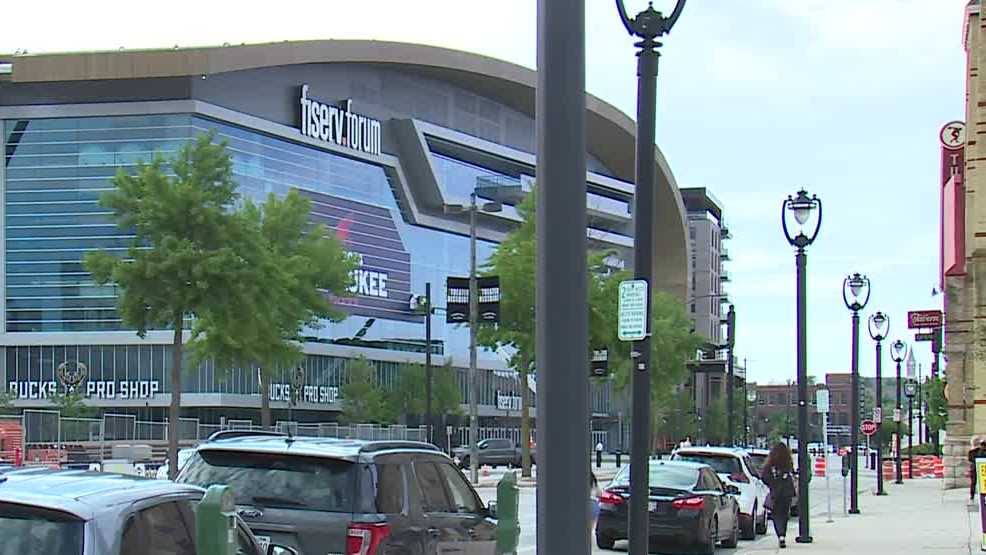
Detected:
left=618, top=280, right=648, bottom=341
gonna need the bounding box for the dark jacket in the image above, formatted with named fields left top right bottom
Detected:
left=761, top=465, right=796, bottom=499
left=969, top=447, right=986, bottom=464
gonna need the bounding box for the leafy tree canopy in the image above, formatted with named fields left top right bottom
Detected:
left=340, top=356, right=389, bottom=424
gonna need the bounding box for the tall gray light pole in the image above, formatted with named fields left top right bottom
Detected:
left=868, top=311, right=889, bottom=496
left=425, top=282, right=433, bottom=445
left=781, top=189, right=822, bottom=544
left=614, top=2, right=686, bottom=552
left=536, top=1, right=589, bottom=553
left=445, top=193, right=502, bottom=484
left=726, top=305, right=736, bottom=445
left=842, top=273, right=869, bottom=514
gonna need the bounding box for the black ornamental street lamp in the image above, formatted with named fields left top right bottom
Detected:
left=781, top=189, right=822, bottom=544
left=890, top=339, right=907, bottom=485
left=904, top=380, right=918, bottom=478
left=614, top=1, right=686, bottom=553
left=746, top=388, right=757, bottom=447
left=843, top=272, right=870, bottom=514
left=868, top=311, right=890, bottom=496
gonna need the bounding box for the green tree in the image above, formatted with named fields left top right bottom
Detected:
left=767, top=412, right=797, bottom=445
left=925, top=376, right=947, bottom=443
left=476, top=191, right=537, bottom=477
left=340, top=356, right=388, bottom=424
left=598, top=275, right=704, bottom=448
left=192, top=190, right=356, bottom=428
left=85, top=133, right=260, bottom=479
left=49, top=386, right=97, bottom=419
left=0, top=388, right=14, bottom=415
left=384, top=360, right=463, bottom=423
left=478, top=191, right=627, bottom=477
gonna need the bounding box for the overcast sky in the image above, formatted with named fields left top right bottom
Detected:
left=0, top=1, right=967, bottom=384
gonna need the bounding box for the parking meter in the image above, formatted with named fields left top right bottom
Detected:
left=841, top=454, right=850, bottom=478
left=495, top=472, right=520, bottom=555
left=196, top=485, right=237, bottom=555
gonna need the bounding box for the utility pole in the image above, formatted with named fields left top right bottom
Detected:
left=726, top=305, right=736, bottom=445
left=425, top=282, right=433, bottom=446
left=536, top=1, right=589, bottom=553
left=468, top=194, right=479, bottom=485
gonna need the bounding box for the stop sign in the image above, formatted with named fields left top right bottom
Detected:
left=861, top=420, right=878, bottom=436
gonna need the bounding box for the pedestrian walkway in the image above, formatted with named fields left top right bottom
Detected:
left=736, top=479, right=970, bottom=554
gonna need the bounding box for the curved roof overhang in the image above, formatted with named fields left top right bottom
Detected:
left=9, top=40, right=690, bottom=300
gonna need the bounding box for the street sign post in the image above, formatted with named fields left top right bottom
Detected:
left=872, top=407, right=882, bottom=423
left=618, top=280, right=648, bottom=342
left=907, top=310, right=943, bottom=329
left=861, top=420, right=878, bottom=436
left=816, top=389, right=830, bottom=414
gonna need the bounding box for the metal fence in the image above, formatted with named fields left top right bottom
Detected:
left=3, top=412, right=429, bottom=451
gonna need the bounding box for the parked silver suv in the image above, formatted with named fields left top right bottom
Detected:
left=0, top=467, right=271, bottom=555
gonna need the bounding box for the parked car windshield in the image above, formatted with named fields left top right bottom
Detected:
left=0, top=503, right=84, bottom=555
left=178, top=450, right=356, bottom=512
left=671, top=453, right=742, bottom=475
left=611, top=464, right=699, bottom=490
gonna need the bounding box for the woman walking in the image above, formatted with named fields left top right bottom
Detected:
left=760, top=442, right=796, bottom=549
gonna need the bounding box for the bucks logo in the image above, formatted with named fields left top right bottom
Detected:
left=56, top=361, right=88, bottom=390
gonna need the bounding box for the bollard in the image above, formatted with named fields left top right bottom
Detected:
left=196, top=485, right=237, bottom=555
left=596, top=449, right=602, bottom=469
left=616, top=451, right=622, bottom=467
left=496, top=472, right=520, bottom=555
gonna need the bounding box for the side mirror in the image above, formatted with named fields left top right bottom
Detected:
left=487, top=500, right=497, bottom=517
left=479, top=444, right=488, bottom=450
left=724, top=485, right=741, bottom=496
left=269, top=546, right=299, bottom=555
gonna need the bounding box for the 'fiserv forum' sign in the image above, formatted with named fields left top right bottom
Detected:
left=299, top=84, right=382, bottom=156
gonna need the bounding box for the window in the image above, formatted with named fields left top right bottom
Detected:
left=179, top=450, right=356, bottom=512
left=436, top=463, right=482, bottom=513
left=373, top=464, right=406, bottom=514
left=0, top=503, right=84, bottom=555
left=120, top=501, right=197, bottom=555
left=414, top=462, right=453, bottom=513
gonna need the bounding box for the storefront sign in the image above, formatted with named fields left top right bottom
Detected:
left=908, top=310, right=943, bottom=329
left=268, top=382, right=339, bottom=405
left=496, top=392, right=521, bottom=412
left=299, top=85, right=382, bottom=156
left=7, top=380, right=160, bottom=400
left=348, top=254, right=389, bottom=299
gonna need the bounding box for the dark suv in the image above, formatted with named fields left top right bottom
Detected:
left=176, top=433, right=496, bottom=555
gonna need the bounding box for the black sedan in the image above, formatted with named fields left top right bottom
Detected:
left=596, top=460, right=741, bottom=554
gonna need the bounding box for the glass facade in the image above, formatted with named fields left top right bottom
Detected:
left=1, top=113, right=616, bottom=416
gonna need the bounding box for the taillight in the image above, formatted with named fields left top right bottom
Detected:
left=599, top=489, right=625, bottom=506
left=728, top=472, right=750, bottom=484
left=672, top=496, right=705, bottom=509
left=346, top=523, right=390, bottom=555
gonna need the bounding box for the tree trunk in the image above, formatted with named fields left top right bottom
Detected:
left=167, top=316, right=183, bottom=480
left=520, top=355, right=532, bottom=478
left=260, top=371, right=272, bottom=430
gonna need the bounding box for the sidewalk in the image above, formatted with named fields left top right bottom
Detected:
left=474, top=462, right=621, bottom=488
left=736, top=479, right=970, bottom=554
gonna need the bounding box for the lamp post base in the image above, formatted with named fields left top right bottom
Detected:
left=894, top=479, right=903, bottom=485
left=796, top=536, right=813, bottom=544
left=875, top=491, right=888, bottom=496
left=848, top=508, right=861, bottom=515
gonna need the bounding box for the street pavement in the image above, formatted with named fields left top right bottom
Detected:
left=476, top=455, right=977, bottom=554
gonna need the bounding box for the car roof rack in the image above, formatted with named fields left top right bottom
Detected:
left=207, top=430, right=288, bottom=442
left=358, top=441, right=441, bottom=454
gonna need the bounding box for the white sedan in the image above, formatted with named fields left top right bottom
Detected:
left=671, top=447, right=769, bottom=540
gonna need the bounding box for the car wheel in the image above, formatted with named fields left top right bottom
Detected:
left=755, top=504, right=768, bottom=535
left=699, top=516, right=718, bottom=555
left=721, top=509, right=740, bottom=548
left=595, top=532, right=615, bottom=550
left=740, top=506, right=756, bottom=540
